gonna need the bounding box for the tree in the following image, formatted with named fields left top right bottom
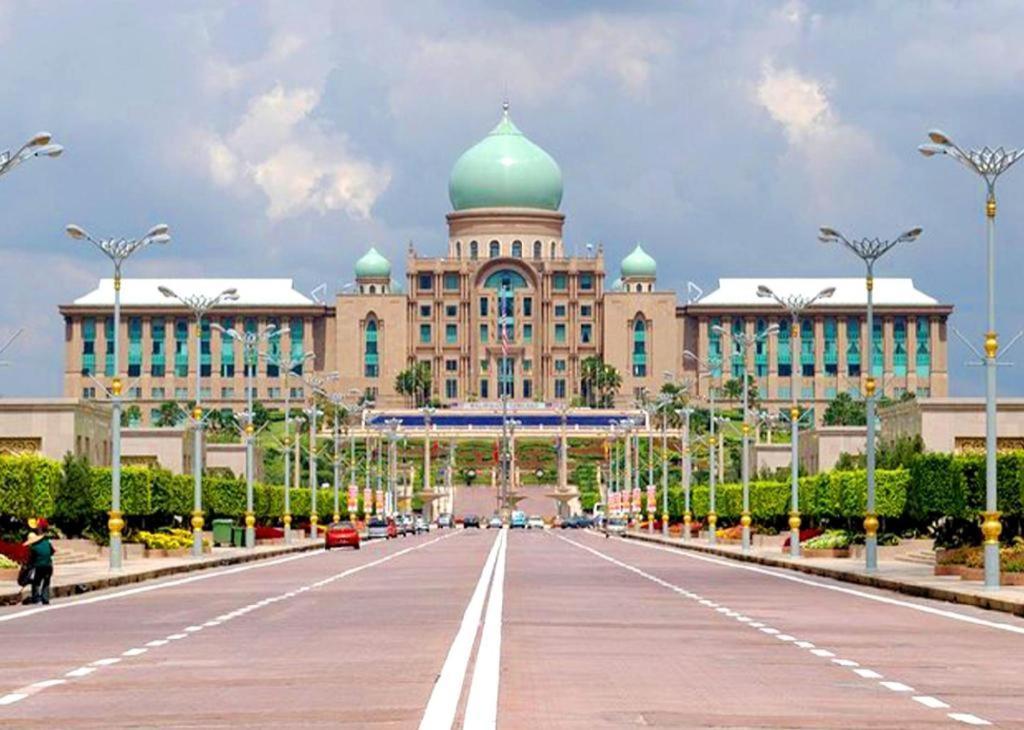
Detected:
left=54, top=453, right=94, bottom=536
left=580, top=356, right=602, bottom=407
left=597, top=363, right=622, bottom=407
left=154, top=400, right=184, bottom=427
left=120, top=404, right=142, bottom=428
left=722, top=378, right=744, bottom=401
left=395, top=362, right=431, bottom=407
left=822, top=392, right=867, bottom=426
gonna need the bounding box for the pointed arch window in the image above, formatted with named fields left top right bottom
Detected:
left=489, top=240, right=500, bottom=258
left=455, top=240, right=462, bottom=258
left=533, top=240, right=542, bottom=259
left=364, top=319, right=379, bottom=378
left=632, top=318, right=647, bottom=377
left=512, top=240, right=522, bottom=258
left=470, top=240, right=479, bottom=260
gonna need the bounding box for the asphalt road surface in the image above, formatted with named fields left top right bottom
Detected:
left=2, top=527, right=1023, bottom=729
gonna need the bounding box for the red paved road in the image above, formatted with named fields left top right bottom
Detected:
left=2, top=527, right=1023, bottom=728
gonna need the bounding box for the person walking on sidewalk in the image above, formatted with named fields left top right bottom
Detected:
left=23, top=518, right=55, bottom=605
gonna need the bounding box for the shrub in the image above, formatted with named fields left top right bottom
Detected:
left=53, top=453, right=95, bottom=536
left=803, top=529, right=852, bottom=549
left=0, top=454, right=61, bottom=519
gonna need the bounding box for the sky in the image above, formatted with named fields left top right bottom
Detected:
left=1, top=0, right=1023, bottom=397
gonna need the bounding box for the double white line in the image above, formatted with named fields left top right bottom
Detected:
left=420, top=528, right=509, bottom=730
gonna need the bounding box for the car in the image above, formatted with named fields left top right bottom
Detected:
left=397, top=515, right=413, bottom=536
left=366, top=517, right=391, bottom=540
left=604, top=517, right=628, bottom=537
left=462, top=514, right=481, bottom=528
left=487, top=514, right=504, bottom=529
left=510, top=511, right=527, bottom=529
left=560, top=516, right=581, bottom=529
left=527, top=515, right=545, bottom=530
left=437, top=513, right=454, bottom=529
left=325, top=521, right=360, bottom=550
left=414, top=515, right=428, bottom=533
left=578, top=515, right=595, bottom=529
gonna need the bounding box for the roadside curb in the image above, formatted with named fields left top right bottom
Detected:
left=0, top=542, right=323, bottom=607
left=623, top=531, right=1024, bottom=619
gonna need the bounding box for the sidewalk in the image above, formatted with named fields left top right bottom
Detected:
left=624, top=530, right=1024, bottom=618
left=0, top=539, right=323, bottom=606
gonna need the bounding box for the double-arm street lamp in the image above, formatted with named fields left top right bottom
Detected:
left=819, top=226, right=922, bottom=571
left=158, top=285, right=239, bottom=557
left=757, top=284, right=834, bottom=558
left=0, top=132, right=62, bottom=178
left=920, top=130, right=1024, bottom=590
left=684, top=350, right=721, bottom=544
left=67, top=223, right=171, bottom=570
left=676, top=406, right=695, bottom=539
left=303, top=371, right=339, bottom=537
left=713, top=323, right=779, bottom=553
left=212, top=322, right=287, bottom=547
left=266, top=351, right=314, bottom=544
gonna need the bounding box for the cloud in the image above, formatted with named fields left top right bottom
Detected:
left=204, top=85, right=391, bottom=220
left=756, top=63, right=832, bottom=139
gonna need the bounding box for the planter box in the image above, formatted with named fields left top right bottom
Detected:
left=800, top=548, right=851, bottom=558
left=0, top=567, right=20, bottom=582
left=100, top=543, right=146, bottom=560
left=958, top=567, right=1024, bottom=586
left=142, top=547, right=191, bottom=559
left=934, top=564, right=965, bottom=577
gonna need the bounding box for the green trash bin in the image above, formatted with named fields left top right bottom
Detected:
left=231, top=526, right=246, bottom=547
left=211, top=519, right=234, bottom=547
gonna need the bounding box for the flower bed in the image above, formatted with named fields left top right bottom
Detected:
left=133, top=529, right=210, bottom=558
left=934, top=543, right=1024, bottom=582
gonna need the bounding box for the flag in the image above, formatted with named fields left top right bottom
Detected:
left=646, top=484, right=656, bottom=513
left=492, top=440, right=499, bottom=463
left=362, top=487, right=372, bottom=514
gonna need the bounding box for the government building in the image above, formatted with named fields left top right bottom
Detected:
left=59, top=105, right=952, bottom=424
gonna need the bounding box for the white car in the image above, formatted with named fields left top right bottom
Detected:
left=414, top=515, right=428, bottom=533
left=527, top=515, right=545, bottom=530
left=604, top=518, right=628, bottom=537
left=487, top=514, right=503, bottom=529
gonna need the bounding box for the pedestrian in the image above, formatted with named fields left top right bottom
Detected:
left=23, top=518, right=55, bottom=605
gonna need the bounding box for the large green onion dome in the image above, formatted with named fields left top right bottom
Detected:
left=354, top=246, right=391, bottom=278
left=620, top=244, right=657, bottom=278
left=448, top=103, right=563, bottom=211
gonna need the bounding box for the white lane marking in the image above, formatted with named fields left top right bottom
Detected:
left=90, top=658, right=120, bottom=666
left=748, top=622, right=765, bottom=628
left=166, top=633, right=187, bottom=640
left=794, top=641, right=815, bottom=649
left=464, top=529, right=509, bottom=729
left=759, top=627, right=780, bottom=635
left=184, top=625, right=203, bottom=632
left=64, top=667, right=95, bottom=678
left=419, top=530, right=504, bottom=730
left=603, top=532, right=1024, bottom=636
left=854, top=668, right=883, bottom=679
left=0, top=548, right=328, bottom=623
left=122, top=648, right=147, bottom=657
left=563, top=534, right=990, bottom=726
left=28, top=680, right=65, bottom=690
left=949, top=713, right=992, bottom=726
left=775, top=634, right=795, bottom=642
left=144, top=640, right=168, bottom=647
left=880, top=681, right=914, bottom=693
left=0, top=694, right=27, bottom=705
left=914, top=696, right=950, bottom=709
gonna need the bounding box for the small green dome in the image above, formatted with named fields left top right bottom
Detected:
left=621, top=244, right=657, bottom=278
left=448, top=104, right=563, bottom=211
left=355, top=247, right=391, bottom=278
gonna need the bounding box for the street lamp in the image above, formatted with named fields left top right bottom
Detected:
left=684, top=350, right=721, bottom=545
left=212, top=322, right=287, bottom=547
left=676, top=406, right=695, bottom=539
left=919, top=130, right=1023, bottom=589
left=158, top=285, right=239, bottom=557
left=303, top=371, right=339, bottom=538
left=0, top=132, right=62, bottom=178
left=422, top=405, right=435, bottom=520
left=819, top=226, right=922, bottom=571
left=757, top=283, right=834, bottom=557
left=385, top=418, right=402, bottom=516
left=67, top=222, right=170, bottom=570
left=713, top=323, right=779, bottom=553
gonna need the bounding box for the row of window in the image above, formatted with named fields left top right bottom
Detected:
left=83, top=386, right=305, bottom=401
left=707, top=316, right=931, bottom=379
left=417, top=321, right=597, bottom=346
left=418, top=300, right=595, bottom=319
left=417, top=271, right=593, bottom=293
left=80, top=317, right=306, bottom=378
left=453, top=239, right=558, bottom=261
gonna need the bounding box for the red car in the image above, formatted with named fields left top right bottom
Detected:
left=325, top=521, right=360, bottom=550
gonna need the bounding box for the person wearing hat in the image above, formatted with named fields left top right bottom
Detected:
left=23, top=518, right=54, bottom=605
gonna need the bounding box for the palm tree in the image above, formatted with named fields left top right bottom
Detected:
left=154, top=400, right=183, bottom=427
left=598, top=363, right=622, bottom=407
left=580, top=356, right=602, bottom=408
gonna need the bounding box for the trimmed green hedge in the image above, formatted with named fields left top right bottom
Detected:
left=0, top=454, right=61, bottom=519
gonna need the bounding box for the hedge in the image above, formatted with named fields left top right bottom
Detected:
left=0, top=454, right=61, bottom=519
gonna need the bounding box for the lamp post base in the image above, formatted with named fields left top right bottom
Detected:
left=740, top=512, right=752, bottom=554
left=788, top=511, right=801, bottom=558
left=191, top=511, right=204, bottom=558
left=864, top=513, right=879, bottom=572
left=108, top=510, right=124, bottom=571
left=283, top=513, right=292, bottom=545
left=244, top=511, right=255, bottom=549
left=707, top=512, right=717, bottom=546
left=982, top=511, right=1001, bottom=590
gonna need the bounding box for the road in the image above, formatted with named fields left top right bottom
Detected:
left=2, top=527, right=1023, bottom=728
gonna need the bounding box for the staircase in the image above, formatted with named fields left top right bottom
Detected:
left=894, top=549, right=935, bottom=566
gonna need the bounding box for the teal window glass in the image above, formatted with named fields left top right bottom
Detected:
left=523, top=297, right=532, bottom=317
left=800, top=320, right=814, bottom=377
left=420, top=323, right=431, bottom=344
left=709, top=318, right=723, bottom=378
left=81, top=317, right=96, bottom=376
left=777, top=321, right=791, bottom=377
left=802, top=384, right=815, bottom=399
left=150, top=317, right=165, bottom=377
left=846, top=317, right=860, bottom=377
left=523, top=323, right=533, bottom=343
left=555, top=379, right=566, bottom=399
left=555, top=304, right=566, bottom=318
left=555, top=359, right=566, bottom=372
left=104, top=316, right=115, bottom=377
left=365, top=319, right=379, bottom=378
left=553, top=273, right=568, bottom=291
left=893, top=316, right=907, bottom=376
left=200, top=319, right=212, bottom=377
left=174, top=318, right=189, bottom=377
left=266, top=317, right=280, bottom=377
left=755, top=318, right=768, bottom=377
left=445, top=304, right=457, bottom=317
left=731, top=319, right=744, bottom=378
left=480, top=324, right=488, bottom=343
left=580, top=304, right=592, bottom=318
left=445, top=379, right=457, bottom=399
left=872, top=320, right=883, bottom=376
left=479, top=297, right=488, bottom=317
left=580, top=273, right=593, bottom=291
left=220, top=317, right=234, bottom=377
left=289, top=317, right=304, bottom=374
left=498, top=285, right=514, bottom=343
left=489, top=240, right=499, bottom=258
left=244, top=317, right=257, bottom=377
left=632, top=319, right=647, bottom=377
left=916, top=317, right=930, bottom=378
left=824, top=317, right=838, bottom=376
left=483, top=269, right=527, bottom=290
left=443, top=273, right=459, bottom=291
left=581, top=323, right=592, bottom=344
left=128, top=317, right=142, bottom=377
left=418, top=273, right=433, bottom=291
left=555, top=323, right=566, bottom=343
left=512, top=240, right=522, bottom=258
left=446, top=323, right=457, bottom=344
left=498, top=356, right=514, bottom=398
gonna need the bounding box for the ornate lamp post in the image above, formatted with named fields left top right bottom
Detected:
left=267, top=351, right=314, bottom=544
left=66, top=222, right=171, bottom=570
left=684, top=350, right=721, bottom=545
left=819, top=226, right=922, bottom=571
left=303, top=372, right=339, bottom=538
left=385, top=418, right=402, bottom=516
left=0, top=132, right=62, bottom=178
left=676, top=407, right=695, bottom=540
left=713, top=323, right=779, bottom=553
left=212, top=322, right=286, bottom=547
left=757, top=284, right=835, bottom=557
left=920, top=130, right=1023, bottom=589
left=158, top=285, right=239, bottom=557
